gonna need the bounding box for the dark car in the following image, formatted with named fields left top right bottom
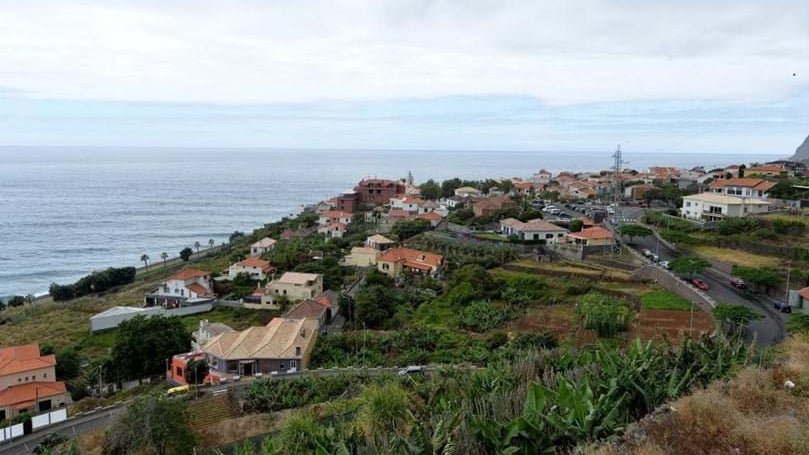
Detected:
left=691, top=278, right=710, bottom=290
left=730, top=278, right=747, bottom=290
left=774, top=302, right=792, bottom=314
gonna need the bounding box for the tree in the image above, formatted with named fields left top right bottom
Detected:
left=208, top=238, right=215, bottom=249
left=354, top=285, right=398, bottom=329
left=617, top=224, right=652, bottom=244
left=56, top=348, right=82, bottom=380
left=194, top=241, right=201, bottom=253
left=140, top=254, right=150, bottom=270
left=184, top=359, right=209, bottom=385
left=712, top=304, right=764, bottom=332
left=731, top=266, right=781, bottom=293
left=419, top=179, right=441, bottom=200
left=7, top=295, right=25, bottom=307
left=390, top=218, right=432, bottom=240
left=179, top=247, right=193, bottom=262
left=103, top=393, right=196, bottom=455
left=160, top=252, right=169, bottom=267
left=108, top=316, right=192, bottom=383
left=569, top=219, right=584, bottom=233
left=440, top=178, right=463, bottom=198
left=669, top=256, right=710, bottom=278
left=229, top=231, right=246, bottom=243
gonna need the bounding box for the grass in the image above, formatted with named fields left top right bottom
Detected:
left=757, top=213, right=809, bottom=226
left=640, top=290, right=693, bottom=311
left=473, top=232, right=507, bottom=242
left=687, top=245, right=780, bottom=268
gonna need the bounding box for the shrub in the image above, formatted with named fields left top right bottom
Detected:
left=578, top=293, right=633, bottom=337
left=458, top=301, right=518, bottom=332
left=50, top=266, right=136, bottom=301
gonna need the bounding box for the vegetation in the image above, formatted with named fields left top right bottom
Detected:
left=731, top=266, right=782, bottom=293
left=179, top=247, right=193, bottom=262
left=49, top=266, right=137, bottom=301
left=669, top=255, right=710, bottom=278
left=578, top=293, right=634, bottom=337
left=617, top=223, right=653, bottom=244
left=640, top=290, right=692, bottom=311
left=419, top=179, right=441, bottom=200
left=103, top=393, right=196, bottom=455
left=390, top=218, right=432, bottom=240
left=712, top=304, right=764, bottom=332
left=106, top=315, right=192, bottom=383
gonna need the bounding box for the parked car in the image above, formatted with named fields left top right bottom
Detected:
left=691, top=278, right=710, bottom=290
left=398, top=365, right=426, bottom=376
left=659, top=260, right=670, bottom=269
left=774, top=301, right=792, bottom=313
left=651, top=254, right=659, bottom=263
left=730, top=278, right=747, bottom=290
left=641, top=248, right=652, bottom=257
left=549, top=208, right=561, bottom=216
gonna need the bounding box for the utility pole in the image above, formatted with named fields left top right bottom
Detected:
left=785, top=261, right=791, bottom=306
left=97, top=365, right=103, bottom=396
left=362, top=322, right=367, bottom=368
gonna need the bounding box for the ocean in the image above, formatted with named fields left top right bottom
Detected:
left=0, top=147, right=781, bottom=297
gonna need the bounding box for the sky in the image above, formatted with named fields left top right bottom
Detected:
left=0, top=0, right=807, bottom=154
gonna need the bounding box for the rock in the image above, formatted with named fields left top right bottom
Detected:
left=784, top=379, right=795, bottom=389
left=789, top=134, right=809, bottom=162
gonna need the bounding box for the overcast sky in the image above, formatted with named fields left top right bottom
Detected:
left=0, top=0, right=807, bottom=153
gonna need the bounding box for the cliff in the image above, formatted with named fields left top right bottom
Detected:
left=790, top=134, right=809, bottom=162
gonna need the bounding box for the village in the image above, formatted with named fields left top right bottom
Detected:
left=2, top=157, right=809, bottom=453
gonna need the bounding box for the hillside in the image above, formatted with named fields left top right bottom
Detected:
left=589, top=334, right=809, bottom=455
left=789, top=134, right=809, bottom=162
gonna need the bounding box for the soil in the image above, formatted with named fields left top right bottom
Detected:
left=628, top=308, right=714, bottom=342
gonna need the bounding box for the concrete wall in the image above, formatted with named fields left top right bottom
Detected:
left=90, top=303, right=212, bottom=332
left=632, top=265, right=716, bottom=314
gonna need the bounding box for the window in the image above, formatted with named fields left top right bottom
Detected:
left=295, top=347, right=301, bottom=356
left=32, top=375, right=36, bottom=380
left=176, top=367, right=183, bottom=377
left=44, top=373, right=47, bottom=378
left=686, top=201, right=691, bottom=207
left=546, top=233, right=554, bottom=239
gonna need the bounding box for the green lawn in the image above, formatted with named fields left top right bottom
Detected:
left=640, top=290, right=692, bottom=311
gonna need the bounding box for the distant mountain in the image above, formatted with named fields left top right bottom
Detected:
left=789, top=134, right=809, bottom=163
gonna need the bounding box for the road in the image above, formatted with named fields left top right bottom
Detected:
left=630, top=231, right=787, bottom=347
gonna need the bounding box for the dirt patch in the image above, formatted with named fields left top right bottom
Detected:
left=629, top=308, right=714, bottom=342
left=506, top=305, right=599, bottom=345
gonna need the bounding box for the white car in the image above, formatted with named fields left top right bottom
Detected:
left=398, top=365, right=426, bottom=376
left=641, top=248, right=652, bottom=257
left=659, top=260, right=670, bottom=269
left=651, top=254, right=659, bottom=263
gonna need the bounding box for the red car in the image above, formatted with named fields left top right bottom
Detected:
left=691, top=278, right=710, bottom=290
left=730, top=278, right=747, bottom=290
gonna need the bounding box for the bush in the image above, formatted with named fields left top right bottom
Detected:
left=458, top=301, right=518, bottom=332
left=50, top=266, right=136, bottom=301
left=578, top=293, right=633, bottom=337
left=718, top=217, right=758, bottom=236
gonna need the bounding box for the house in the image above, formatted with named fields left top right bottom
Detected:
left=318, top=211, right=352, bottom=226
left=708, top=178, right=776, bottom=199
left=201, top=317, right=320, bottom=379
left=390, top=196, right=430, bottom=213
left=144, top=269, right=216, bottom=308
left=366, top=234, right=395, bottom=250
left=354, top=178, right=406, bottom=206
left=681, top=193, right=771, bottom=221
left=745, top=165, right=787, bottom=178
left=567, top=226, right=615, bottom=246
left=513, top=181, right=545, bottom=196
left=227, top=257, right=275, bottom=281
left=280, top=227, right=314, bottom=240
left=377, top=247, right=444, bottom=277
left=314, top=290, right=340, bottom=322
left=529, top=169, right=553, bottom=184
left=565, top=182, right=597, bottom=199
left=387, top=209, right=411, bottom=222
left=797, top=287, right=809, bottom=309
left=342, top=246, right=378, bottom=267
left=472, top=195, right=516, bottom=218
left=317, top=221, right=348, bottom=238
left=284, top=300, right=328, bottom=328
left=499, top=218, right=568, bottom=243
left=413, top=211, right=444, bottom=227
left=624, top=184, right=656, bottom=201
left=250, top=237, right=277, bottom=256
left=442, top=195, right=469, bottom=209
left=454, top=186, right=482, bottom=198
left=192, top=320, right=234, bottom=350
left=258, top=272, right=324, bottom=309
left=89, top=305, right=162, bottom=332
left=0, top=344, right=68, bottom=421
left=168, top=351, right=207, bottom=386
left=335, top=190, right=360, bottom=213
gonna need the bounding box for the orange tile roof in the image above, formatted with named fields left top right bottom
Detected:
left=746, top=165, right=785, bottom=173
left=0, top=381, right=66, bottom=407
left=186, top=283, right=213, bottom=296
left=709, top=178, right=776, bottom=191
left=388, top=209, right=410, bottom=218
left=0, top=344, right=56, bottom=377
left=415, top=211, right=443, bottom=221
left=236, top=257, right=273, bottom=269
left=320, top=210, right=352, bottom=219
left=378, top=247, right=443, bottom=268
left=568, top=226, right=614, bottom=240
left=799, top=287, right=809, bottom=300
left=169, top=269, right=210, bottom=281
left=283, top=299, right=327, bottom=320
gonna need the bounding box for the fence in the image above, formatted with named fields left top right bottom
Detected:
left=0, top=408, right=67, bottom=444
left=0, top=423, right=24, bottom=443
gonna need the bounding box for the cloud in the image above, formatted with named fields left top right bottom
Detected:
left=0, top=0, right=807, bottom=105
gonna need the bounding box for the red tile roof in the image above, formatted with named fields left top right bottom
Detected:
left=709, top=178, right=776, bottom=191
left=568, top=226, right=614, bottom=240
left=0, top=381, right=66, bottom=408
left=169, top=269, right=210, bottom=281
left=186, top=283, right=214, bottom=297
left=415, top=211, right=443, bottom=221
left=0, top=344, right=56, bottom=377
left=320, top=211, right=352, bottom=219
left=799, top=287, right=809, bottom=300
left=283, top=299, right=328, bottom=320
left=378, top=247, right=443, bottom=268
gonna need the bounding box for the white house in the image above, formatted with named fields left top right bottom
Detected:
left=318, top=211, right=352, bottom=226
left=366, top=234, right=395, bottom=250
left=144, top=269, right=216, bottom=307
left=250, top=237, right=277, bottom=256
left=256, top=272, right=324, bottom=309
left=342, top=246, right=378, bottom=267
left=318, top=221, right=348, bottom=238
left=389, top=196, right=432, bottom=214
left=708, top=178, right=776, bottom=200
left=681, top=193, right=771, bottom=221
left=454, top=186, right=482, bottom=198
left=500, top=218, right=568, bottom=244
left=227, top=257, right=275, bottom=281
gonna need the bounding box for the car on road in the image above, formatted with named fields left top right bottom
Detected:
left=730, top=278, right=747, bottom=290
left=641, top=248, right=652, bottom=257
left=774, top=301, right=793, bottom=314
left=659, top=260, right=670, bottom=269
left=691, top=278, right=710, bottom=290
left=398, top=365, right=426, bottom=376
left=651, top=254, right=659, bottom=263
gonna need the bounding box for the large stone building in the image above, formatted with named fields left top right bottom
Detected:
left=354, top=178, right=406, bottom=206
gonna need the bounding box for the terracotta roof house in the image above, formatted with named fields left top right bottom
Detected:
left=314, top=290, right=340, bottom=320
left=499, top=218, right=568, bottom=243
left=284, top=299, right=328, bottom=327
left=354, top=178, right=406, bottom=207
left=472, top=195, right=516, bottom=218
left=255, top=272, right=324, bottom=309
left=413, top=210, right=444, bottom=227
left=343, top=246, right=378, bottom=268
left=745, top=165, right=787, bottom=178
left=387, top=209, right=411, bottom=222
left=227, top=257, right=275, bottom=281
left=202, top=317, right=319, bottom=378
left=144, top=269, right=216, bottom=308
left=709, top=178, right=776, bottom=199
left=317, top=221, right=348, bottom=238
left=798, top=287, right=809, bottom=309
left=377, top=247, right=444, bottom=277
left=280, top=227, right=314, bottom=240
left=454, top=186, right=483, bottom=198
left=318, top=211, right=353, bottom=226
left=0, top=344, right=68, bottom=420
left=250, top=237, right=277, bottom=256
left=567, top=227, right=615, bottom=246
left=390, top=196, right=431, bottom=213
left=513, top=181, right=545, bottom=196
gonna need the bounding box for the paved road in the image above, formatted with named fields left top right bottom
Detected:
left=631, top=233, right=787, bottom=347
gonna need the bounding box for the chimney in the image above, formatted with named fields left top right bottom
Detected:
left=300, top=328, right=306, bottom=338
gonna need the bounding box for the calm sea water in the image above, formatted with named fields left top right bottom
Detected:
left=0, top=147, right=780, bottom=297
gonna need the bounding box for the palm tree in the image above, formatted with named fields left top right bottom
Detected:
left=194, top=241, right=201, bottom=253
left=140, top=254, right=150, bottom=270
left=160, top=252, right=169, bottom=267
left=208, top=238, right=215, bottom=249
